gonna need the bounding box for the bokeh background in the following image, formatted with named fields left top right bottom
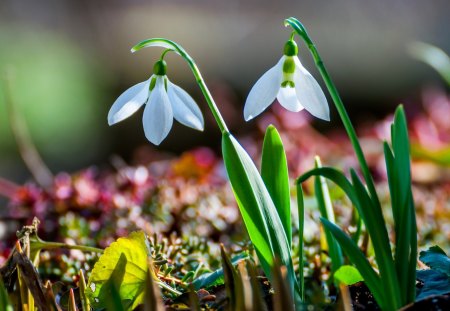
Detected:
left=0, top=0, right=449, bottom=182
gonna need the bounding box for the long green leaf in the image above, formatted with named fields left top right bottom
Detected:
left=321, top=219, right=385, bottom=309
left=261, top=125, right=291, bottom=247
left=296, top=183, right=305, bottom=301
left=350, top=170, right=401, bottom=310
left=314, top=157, right=343, bottom=273
left=0, top=278, right=13, bottom=311
left=391, top=106, right=417, bottom=303
left=297, top=167, right=358, bottom=207
left=222, top=132, right=296, bottom=297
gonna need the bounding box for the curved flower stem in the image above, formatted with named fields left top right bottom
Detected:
left=132, top=38, right=229, bottom=134
left=285, top=18, right=379, bottom=206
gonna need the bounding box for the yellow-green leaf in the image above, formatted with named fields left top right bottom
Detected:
left=86, top=231, right=150, bottom=310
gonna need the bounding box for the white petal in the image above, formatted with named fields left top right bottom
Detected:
left=167, top=81, right=204, bottom=131
left=244, top=57, right=284, bottom=121
left=142, top=77, right=173, bottom=145
left=277, top=87, right=304, bottom=112
left=293, top=57, right=330, bottom=121
left=108, top=80, right=150, bottom=125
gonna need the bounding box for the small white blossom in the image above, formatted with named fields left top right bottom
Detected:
left=244, top=40, right=329, bottom=121
left=108, top=61, right=204, bottom=145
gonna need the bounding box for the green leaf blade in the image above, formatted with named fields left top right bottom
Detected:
left=334, top=265, right=364, bottom=286
left=297, top=167, right=358, bottom=207
left=222, top=132, right=296, bottom=296
left=321, top=218, right=385, bottom=309
left=313, top=157, right=343, bottom=273
left=86, top=231, right=150, bottom=311
left=261, top=125, right=291, bottom=247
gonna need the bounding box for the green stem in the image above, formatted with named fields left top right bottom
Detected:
left=34, top=240, right=104, bottom=254
left=285, top=18, right=379, bottom=207
left=132, top=38, right=229, bottom=134
left=157, top=280, right=182, bottom=296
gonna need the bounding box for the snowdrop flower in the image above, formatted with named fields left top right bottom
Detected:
left=244, top=40, right=329, bottom=121
left=108, top=60, right=204, bottom=145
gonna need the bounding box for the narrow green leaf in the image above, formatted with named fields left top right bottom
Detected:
left=296, top=183, right=305, bottom=301
left=271, top=259, right=295, bottom=311
left=406, top=190, right=418, bottom=303
left=246, top=260, right=269, bottom=311
left=0, top=278, right=13, bottom=311
left=297, top=167, right=358, bottom=208
left=86, top=231, right=150, bottom=311
left=105, top=281, right=127, bottom=311
left=314, top=157, right=343, bottom=273
left=392, top=106, right=411, bottom=210
left=334, top=265, right=364, bottom=286
left=350, top=170, right=401, bottom=310
left=390, top=106, right=417, bottom=304
left=261, top=125, right=291, bottom=247
left=131, top=38, right=184, bottom=56
left=68, top=289, right=77, bottom=311
left=321, top=218, right=385, bottom=309
left=384, top=142, right=398, bottom=222
left=78, top=270, right=90, bottom=311
left=191, top=252, right=249, bottom=290
left=222, top=132, right=296, bottom=295
left=144, top=259, right=165, bottom=311
left=221, top=245, right=245, bottom=311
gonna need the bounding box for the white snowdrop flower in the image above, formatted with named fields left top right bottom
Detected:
left=108, top=60, right=204, bottom=145
left=244, top=40, right=329, bottom=121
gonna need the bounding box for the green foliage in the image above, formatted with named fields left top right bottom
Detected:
left=221, top=245, right=245, bottom=311
left=333, top=265, right=363, bottom=286
left=420, top=246, right=450, bottom=278
left=321, top=219, right=385, bottom=306
left=416, top=270, right=450, bottom=300
left=416, top=245, right=450, bottom=300
left=387, top=106, right=417, bottom=303
left=191, top=252, right=249, bottom=290
left=0, top=278, right=13, bottom=311
left=313, top=157, right=343, bottom=273
left=261, top=125, right=291, bottom=247
left=86, top=231, right=150, bottom=310
left=298, top=105, right=417, bottom=311
left=221, top=132, right=296, bottom=297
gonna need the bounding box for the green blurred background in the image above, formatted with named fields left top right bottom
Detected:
left=0, top=0, right=449, bottom=182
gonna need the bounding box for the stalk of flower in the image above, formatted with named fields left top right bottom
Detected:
left=244, top=38, right=330, bottom=122
left=108, top=54, right=204, bottom=145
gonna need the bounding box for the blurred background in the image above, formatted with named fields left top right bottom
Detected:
left=0, top=0, right=449, bottom=183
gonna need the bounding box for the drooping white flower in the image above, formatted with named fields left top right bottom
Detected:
left=244, top=40, right=329, bottom=121
left=108, top=60, right=204, bottom=145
